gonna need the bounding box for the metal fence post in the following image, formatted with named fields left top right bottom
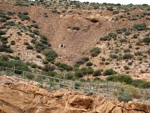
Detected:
left=59, top=78, right=61, bottom=88
left=73, top=81, right=75, bottom=90
left=23, top=71, right=25, bottom=79
left=5, top=67, right=8, bottom=75
left=89, top=82, right=91, bottom=91
left=145, top=90, right=147, bottom=99
left=106, top=81, right=108, bottom=97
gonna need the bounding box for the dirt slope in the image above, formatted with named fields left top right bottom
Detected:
left=0, top=3, right=149, bottom=65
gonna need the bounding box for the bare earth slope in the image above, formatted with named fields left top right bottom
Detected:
left=0, top=75, right=150, bottom=113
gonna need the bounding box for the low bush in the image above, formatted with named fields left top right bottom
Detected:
left=65, top=73, right=74, bottom=80
left=55, top=62, right=72, bottom=71
left=100, top=35, right=111, bottom=41
left=11, top=41, right=15, bottom=45
left=107, top=74, right=133, bottom=84
left=104, top=68, right=116, bottom=76
left=133, top=23, right=147, bottom=31
left=0, top=30, right=6, bottom=35
left=43, top=48, right=58, bottom=60
left=90, top=47, right=101, bottom=57
left=74, top=82, right=80, bottom=89
left=76, top=57, right=89, bottom=65
left=86, top=62, right=93, bottom=66
left=123, top=54, right=133, bottom=59
left=143, top=38, right=150, bottom=44
left=26, top=45, right=33, bottom=49
left=18, top=12, right=30, bottom=21
left=43, top=64, right=55, bottom=72
left=139, top=82, right=150, bottom=89
left=4, top=21, right=15, bottom=26
left=117, top=93, right=132, bottom=102
left=93, top=69, right=102, bottom=76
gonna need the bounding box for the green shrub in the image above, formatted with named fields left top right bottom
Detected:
left=40, top=34, right=47, bottom=41
left=117, top=93, right=132, bottom=102
left=123, top=54, right=133, bottom=59
left=143, top=38, right=150, bottom=44
left=107, top=74, right=132, bottom=84
left=18, top=12, right=30, bottom=21
left=93, top=69, right=101, bottom=76
left=133, top=23, right=147, bottom=31
left=11, top=41, right=15, bottom=45
left=56, top=62, right=73, bottom=71
left=104, top=68, right=116, bottom=76
left=17, top=32, right=22, bottom=36
left=43, top=60, right=49, bottom=64
left=26, top=45, right=33, bottom=49
left=43, top=49, right=58, bottom=59
left=25, top=73, right=34, bottom=80
left=120, top=39, right=127, bottom=43
left=35, top=42, right=47, bottom=52
left=139, top=82, right=150, bottom=89
left=108, top=33, right=117, bottom=38
left=0, top=30, right=6, bottom=35
left=0, top=44, right=13, bottom=53
left=81, top=57, right=89, bottom=62
left=75, top=70, right=84, bottom=77
left=43, top=64, right=55, bottom=72
left=36, top=55, right=42, bottom=59
left=29, top=34, right=35, bottom=38
left=125, top=31, right=131, bottom=36
left=100, top=35, right=111, bottom=41
left=132, top=79, right=145, bottom=87
left=124, top=66, right=130, bottom=70
left=46, top=71, right=57, bottom=77
left=76, top=57, right=89, bottom=65
left=33, top=30, right=39, bottom=35
left=74, top=82, right=80, bottom=89
left=68, top=26, right=80, bottom=30
left=110, top=54, right=118, bottom=59
left=87, top=67, right=94, bottom=74
left=4, top=21, right=15, bottom=26
left=24, top=42, right=29, bottom=45
left=113, top=11, right=119, bottom=14
left=90, top=47, right=101, bottom=57
left=116, top=29, right=122, bottom=34
left=86, top=62, right=93, bottom=66
left=65, top=73, right=74, bottom=80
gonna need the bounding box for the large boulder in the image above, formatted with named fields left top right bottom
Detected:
left=68, top=95, right=93, bottom=109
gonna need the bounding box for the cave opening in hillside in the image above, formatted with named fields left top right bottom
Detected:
left=90, top=19, right=99, bottom=23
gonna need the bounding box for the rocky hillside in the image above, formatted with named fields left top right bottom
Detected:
left=0, top=75, right=150, bottom=113
left=0, top=0, right=150, bottom=83
left=0, top=1, right=150, bottom=65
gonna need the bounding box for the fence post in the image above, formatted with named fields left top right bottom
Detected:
left=23, top=71, right=25, bottom=79
left=145, top=90, right=147, bottom=99
left=5, top=67, right=8, bottom=75
left=89, top=82, right=91, bottom=91
left=59, top=78, right=61, bottom=88
left=73, top=81, right=75, bottom=91
left=106, top=81, right=108, bottom=97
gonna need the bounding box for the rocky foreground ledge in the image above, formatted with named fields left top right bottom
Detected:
left=0, top=75, right=150, bottom=113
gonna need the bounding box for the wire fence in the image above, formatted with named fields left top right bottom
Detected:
left=0, top=66, right=150, bottom=103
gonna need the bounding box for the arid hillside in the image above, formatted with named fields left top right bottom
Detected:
left=1, top=0, right=150, bottom=83
left=0, top=1, right=150, bottom=65
left=1, top=1, right=150, bottom=112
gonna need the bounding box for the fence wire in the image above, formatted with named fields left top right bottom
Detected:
left=0, top=66, right=150, bottom=103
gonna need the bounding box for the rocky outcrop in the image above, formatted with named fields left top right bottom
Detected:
left=0, top=75, right=149, bottom=113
